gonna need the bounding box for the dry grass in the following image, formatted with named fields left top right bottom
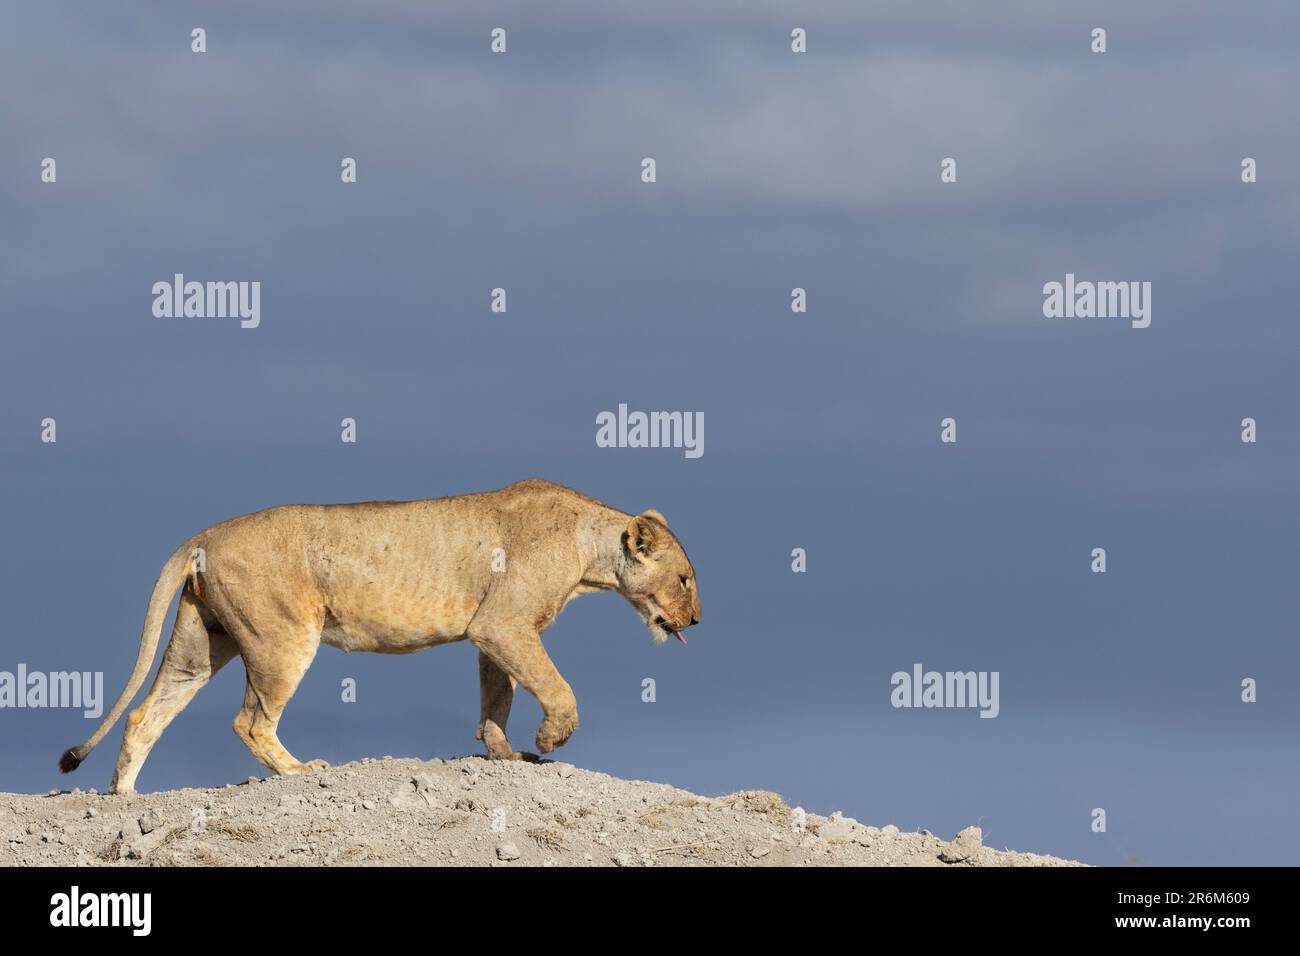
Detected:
left=725, top=790, right=790, bottom=825
left=527, top=827, right=565, bottom=851
left=187, top=845, right=225, bottom=866
left=208, top=821, right=260, bottom=844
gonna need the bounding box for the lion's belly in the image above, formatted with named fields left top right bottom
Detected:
left=319, top=598, right=478, bottom=654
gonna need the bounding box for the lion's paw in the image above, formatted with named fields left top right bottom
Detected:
left=487, top=749, right=540, bottom=763
left=283, top=758, right=330, bottom=775
left=535, top=711, right=578, bottom=754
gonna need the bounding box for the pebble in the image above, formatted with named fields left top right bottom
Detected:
left=939, top=826, right=983, bottom=864
left=820, top=811, right=856, bottom=843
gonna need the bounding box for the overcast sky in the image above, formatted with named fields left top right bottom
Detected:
left=2, top=1, right=1298, bottom=865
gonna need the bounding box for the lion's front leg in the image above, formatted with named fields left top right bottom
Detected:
left=476, top=651, right=535, bottom=761
left=468, top=623, right=579, bottom=757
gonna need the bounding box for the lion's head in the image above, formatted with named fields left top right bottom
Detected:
left=617, top=510, right=701, bottom=644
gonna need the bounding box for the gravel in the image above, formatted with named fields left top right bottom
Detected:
left=0, top=758, right=1082, bottom=867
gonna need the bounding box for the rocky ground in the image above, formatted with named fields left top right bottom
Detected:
left=1, top=757, right=1082, bottom=867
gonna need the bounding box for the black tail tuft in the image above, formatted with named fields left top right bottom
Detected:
left=58, top=748, right=83, bottom=774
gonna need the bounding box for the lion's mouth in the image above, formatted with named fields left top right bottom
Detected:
left=654, top=615, right=686, bottom=645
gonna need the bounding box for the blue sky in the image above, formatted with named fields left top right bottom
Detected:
left=2, top=1, right=1298, bottom=865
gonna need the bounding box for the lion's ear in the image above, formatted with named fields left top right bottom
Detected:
left=626, top=514, right=664, bottom=559
left=640, top=509, right=668, bottom=529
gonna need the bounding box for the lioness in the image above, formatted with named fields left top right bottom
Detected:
left=59, top=479, right=701, bottom=794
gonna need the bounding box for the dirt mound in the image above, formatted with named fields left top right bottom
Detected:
left=0, top=757, right=1082, bottom=867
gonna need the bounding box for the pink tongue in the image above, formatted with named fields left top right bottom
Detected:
left=673, top=631, right=686, bottom=645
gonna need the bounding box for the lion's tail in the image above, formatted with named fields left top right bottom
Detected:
left=59, top=539, right=198, bottom=773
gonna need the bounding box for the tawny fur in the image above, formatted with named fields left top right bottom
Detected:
left=60, top=479, right=701, bottom=794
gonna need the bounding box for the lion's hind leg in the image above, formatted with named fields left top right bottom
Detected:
left=109, top=588, right=238, bottom=794
left=225, top=618, right=327, bottom=776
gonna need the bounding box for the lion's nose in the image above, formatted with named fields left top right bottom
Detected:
left=689, top=612, right=700, bottom=627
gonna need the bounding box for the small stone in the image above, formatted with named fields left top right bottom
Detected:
left=125, top=828, right=168, bottom=860
left=611, top=851, right=635, bottom=867
left=881, top=824, right=900, bottom=836
left=496, top=842, right=521, bottom=861
left=84, top=809, right=97, bottom=820
left=749, top=845, right=771, bottom=859
left=361, top=800, right=376, bottom=811
left=939, top=826, right=983, bottom=864
left=137, top=810, right=161, bottom=835
left=820, top=811, right=856, bottom=843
